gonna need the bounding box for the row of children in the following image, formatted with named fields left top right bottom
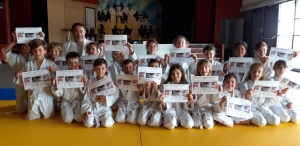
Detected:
left=2, top=32, right=299, bottom=129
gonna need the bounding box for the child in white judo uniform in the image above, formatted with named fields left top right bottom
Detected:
left=47, top=42, right=63, bottom=62
left=51, top=52, right=88, bottom=123
left=203, top=45, right=224, bottom=83
left=190, top=59, right=222, bottom=129
left=137, top=59, right=163, bottom=127
left=159, top=64, right=194, bottom=130
left=84, top=42, right=105, bottom=80
left=81, top=58, right=119, bottom=128
left=2, top=32, right=42, bottom=113
left=163, top=36, right=197, bottom=84
left=115, top=59, right=144, bottom=124
left=238, top=63, right=280, bottom=126
left=213, top=73, right=252, bottom=127
left=15, top=39, right=57, bottom=120
left=268, top=60, right=300, bottom=123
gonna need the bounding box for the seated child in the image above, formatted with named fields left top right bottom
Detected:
left=47, top=42, right=63, bottom=62
left=15, top=39, right=57, bottom=120
left=137, top=59, right=163, bottom=127
left=115, top=59, right=144, bottom=124
left=51, top=52, right=88, bottom=123
left=81, top=58, right=119, bottom=128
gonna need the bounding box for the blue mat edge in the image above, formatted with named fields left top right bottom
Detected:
left=0, top=88, right=16, bottom=100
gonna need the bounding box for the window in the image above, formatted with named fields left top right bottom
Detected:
left=277, top=0, right=300, bottom=69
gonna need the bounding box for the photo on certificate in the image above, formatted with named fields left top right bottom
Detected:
left=22, top=70, right=51, bottom=90
left=138, top=67, right=162, bottom=84
left=54, top=56, right=68, bottom=70
left=252, top=81, right=279, bottom=98
left=104, top=35, right=127, bottom=51
left=191, top=76, right=218, bottom=94
left=116, top=74, right=139, bottom=91
left=15, top=27, right=43, bottom=44
left=88, top=77, right=116, bottom=100
left=56, top=70, right=84, bottom=88
left=163, top=84, right=189, bottom=102
left=269, top=47, right=294, bottom=68
left=81, top=55, right=98, bottom=70
left=169, top=48, right=193, bottom=63
left=139, top=55, right=161, bottom=66
left=228, top=57, right=252, bottom=73
left=212, top=66, right=223, bottom=76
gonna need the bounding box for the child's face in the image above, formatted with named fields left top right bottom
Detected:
left=20, top=44, right=30, bottom=54
left=171, top=69, right=183, bottom=84
left=66, top=58, right=81, bottom=70
left=112, top=51, right=124, bottom=62
left=174, top=38, right=187, bottom=48
left=122, top=63, right=134, bottom=75
left=224, top=77, right=236, bottom=92
left=49, top=47, right=60, bottom=59
left=204, top=50, right=215, bottom=61
left=149, top=62, right=160, bottom=68
left=234, top=44, right=246, bottom=57
left=250, top=67, right=264, bottom=81
left=274, top=65, right=287, bottom=77
left=198, top=65, right=210, bottom=76
left=94, top=64, right=108, bottom=78
left=32, top=46, right=47, bottom=61
left=146, top=42, right=157, bottom=55
left=255, top=46, right=267, bottom=58
left=86, top=45, right=98, bottom=55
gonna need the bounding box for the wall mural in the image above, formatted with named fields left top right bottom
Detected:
left=97, top=0, right=162, bottom=41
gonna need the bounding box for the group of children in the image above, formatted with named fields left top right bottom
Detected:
left=2, top=32, right=299, bottom=130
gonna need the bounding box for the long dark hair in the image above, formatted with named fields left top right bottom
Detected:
left=164, top=64, right=187, bottom=84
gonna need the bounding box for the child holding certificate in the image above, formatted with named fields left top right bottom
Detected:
left=164, top=36, right=197, bottom=84
left=190, top=59, right=222, bottom=129
left=108, top=42, right=137, bottom=83
left=268, top=60, right=299, bottom=123
left=158, top=64, right=194, bottom=130
left=84, top=42, right=105, bottom=80
left=81, top=58, right=119, bottom=128
left=223, top=42, right=248, bottom=73
left=15, top=39, right=57, bottom=120
left=115, top=59, right=144, bottom=124
left=51, top=52, right=88, bottom=123
left=213, top=73, right=252, bottom=127
left=138, top=59, right=163, bottom=127
left=238, top=63, right=280, bottom=126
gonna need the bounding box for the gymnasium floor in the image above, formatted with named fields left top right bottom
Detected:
left=1, top=64, right=300, bottom=146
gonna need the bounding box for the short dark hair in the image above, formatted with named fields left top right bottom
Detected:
left=148, top=59, right=160, bottom=67
left=203, top=45, right=216, bottom=53
left=273, top=60, right=288, bottom=69
left=233, top=41, right=248, bottom=50
left=66, top=52, right=81, bottom=61
left=223, top=73, right=237, bottom=83
left=172, top=35, right=190, bottom=45
left=254, top=41, right=267, bottom=50
left=93, top=58, right=107, bottom=67
left=29, top=39, right=47, bottom=51
left=72, top=22, right=86, bottom=31
left=122, top=59, right=134, bottom=67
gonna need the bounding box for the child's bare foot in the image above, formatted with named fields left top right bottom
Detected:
left=235, top=119, right=250, bottom=125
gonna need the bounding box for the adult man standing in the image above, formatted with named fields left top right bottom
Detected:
left=63, top=22, right=92, bottom=56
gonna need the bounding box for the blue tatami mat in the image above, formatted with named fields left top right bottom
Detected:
left=0, top=88, right=16, bottom=100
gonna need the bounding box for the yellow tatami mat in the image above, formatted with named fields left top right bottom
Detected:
left=1, top=100, right=300, bottom=146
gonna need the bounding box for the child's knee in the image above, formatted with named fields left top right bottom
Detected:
left=181, top=119, right=194, bottom=129
left=251, top=117, right=266, bottom=127
left=163, top=114, right=176, bottom=130
left=267, top=115, right=280, bottom=125
left=84, top=120, right=94, bottom=128
left=102, top=119, right=114, bottom=128
left=280, top=114, right=290, bottom=123
left=203, top=120, right=214, bottom=129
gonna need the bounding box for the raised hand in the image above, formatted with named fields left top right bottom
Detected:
left=95, top=95, right=106, bottom=103
left=15, top=71, right=22, bottom=78
left=219, top=96, right=227, bottom=108
left=47, top=66, right=56, bottom=72
left=190, top=54, right=198, bottom=63
left=84, top=112, right=91, bottom=120
left=245, top=89, right=253, bottom=100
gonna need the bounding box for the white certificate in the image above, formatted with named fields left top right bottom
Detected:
left=226, top=98, right=252, bottom=119
left=228, top=57, right=252, bottom=73
left=104, top=35, right=127, bottom=51
left=212, top=66, right=223, bottom=76
left=56, top=70, right=84, bottom=88
left=138, top=67, right=162, bottom=84
left=280, top=75, right=300, bottom=90
left=138, top=55, right=161, bottom=67
left=269, top=47, right=294, bottom=69
left=252, top=81, right=279, bottom=98
left=88, top=77, right=116, bottom=100
left=54, top=56, right=68, bottom=70
left=191, top=76, right=219, bottom=94
left=164, top=84, right=189, bottom=102
left=116, top=74, right=139, bottom=91
left=81, top=55, right=98, bottom=70
left=169, top=48, right=193, bottom=63
left=22, top=70, right=51, bottom=90
left=16, top=27, right=43, bottom=44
